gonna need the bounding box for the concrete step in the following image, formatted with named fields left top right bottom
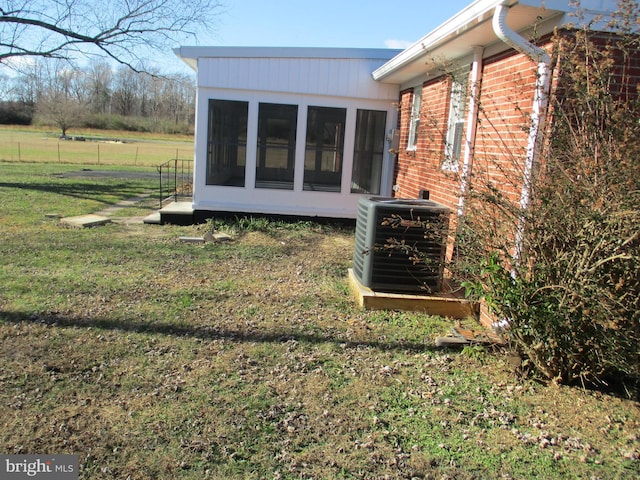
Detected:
left=60, top=214, right=111, bottom=228
left=159, top=201, right=194, bottom=225
left=143, top=212, right=161, bottom=224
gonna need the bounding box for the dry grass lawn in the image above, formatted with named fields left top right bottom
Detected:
left=0, top=157, right=638, bottom=479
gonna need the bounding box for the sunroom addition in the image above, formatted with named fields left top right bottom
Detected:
left=174, top=47, right=401, bottom=219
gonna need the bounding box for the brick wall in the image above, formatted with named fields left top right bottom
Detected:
left=391, top=29, right=639, bottom=322
left=472, top=49, right=539, bottom=208
left=392, top=47, right=544, bottom=269
left=395, top=76, right=462, bottom=211
left=394, top=48, right=542, bottom=212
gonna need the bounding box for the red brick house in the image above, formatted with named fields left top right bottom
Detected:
left=369, top=0, right=638, bottom=322
left=373, top=0, right=632, bottom=231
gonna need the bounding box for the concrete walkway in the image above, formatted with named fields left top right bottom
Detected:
left=59, top=192, right=156, bottom=228
left=94, top=192, right=154, bottom=217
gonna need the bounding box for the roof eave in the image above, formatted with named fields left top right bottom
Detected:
left=371, top=0, right=586, bottom=84
left=173, top=46, right=403, bottom=72
left=373, top=0, right=512, bottom=82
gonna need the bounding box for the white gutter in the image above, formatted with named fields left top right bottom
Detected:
left=492, top=2, right=552, bottom=264
left=373, top=0, right=509, bottom=82
left=458, top=45, right=484, bottom=217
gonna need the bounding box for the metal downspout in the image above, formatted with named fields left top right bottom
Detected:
left=492, top=2, right=552, bottom=265
left=458, top=45, right=484, bottom=217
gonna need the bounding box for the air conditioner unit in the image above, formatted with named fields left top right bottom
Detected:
left=353, top=196, right=450, bottom=293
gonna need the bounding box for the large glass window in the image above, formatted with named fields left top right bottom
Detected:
left=351, top=109, right=387, bottom=194
left=256, top=103, right=298, bottom=190
left=303, top=106, right=346, bottom=192
left=206, top=99, right=248, bottom=186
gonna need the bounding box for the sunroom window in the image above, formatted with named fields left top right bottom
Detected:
left=351, top=109, right=387, bottom=194
left=206, top=99, right=248, bottom=186
left=256, top=103, right=298, bottom=190
left=304, top=106, right=346, bottom=192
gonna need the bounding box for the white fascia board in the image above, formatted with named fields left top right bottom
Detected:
left=173, top=47, right=198, bottom=71
left=174, top=46, right=402, bottom=71
left=372, top=0, right=627, bottom=84
left=372, top=0, right=519, bottom=82
left=371, top=0, right=614, bottom=84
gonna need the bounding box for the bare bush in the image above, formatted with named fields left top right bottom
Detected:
left=457, top=5, right=640, bottom=395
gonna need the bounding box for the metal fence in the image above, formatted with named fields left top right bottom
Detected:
left=157, top=158, right=193, bottom=207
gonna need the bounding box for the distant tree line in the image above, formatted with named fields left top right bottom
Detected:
left=0, top=59, right=195, bottom=135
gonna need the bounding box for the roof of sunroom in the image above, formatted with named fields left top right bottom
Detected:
left=372, top=0, right=620, bottom=85
left=173, top=46, right=402, bottom=72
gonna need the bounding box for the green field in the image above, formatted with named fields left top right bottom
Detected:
left=0, top=145, right=638, bottom=478
left=0, top=126, right=194, bottom=167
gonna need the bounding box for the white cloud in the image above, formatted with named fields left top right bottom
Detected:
left=384, top=39, right=414, bottom=49
left=1, top=56, right=38, bottom=74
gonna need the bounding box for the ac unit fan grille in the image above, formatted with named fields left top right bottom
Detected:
left=353, top=197, right=450, bottom=293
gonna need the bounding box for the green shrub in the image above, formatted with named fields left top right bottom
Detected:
left=456, top=10, right=640, bottom=396
left=82, top=114, right=193, bottom=135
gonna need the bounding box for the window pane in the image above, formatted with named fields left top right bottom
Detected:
left=443, top=72, right=468, bottom=172
left=407, top=88, right=421, bottom=150
left=206, top=99, right=248, bottom=186
left=256, top=103, right=298, bottom=190
left=304, top=106, right=346, bottom=192
left=351, top=109, right=386, bottom=194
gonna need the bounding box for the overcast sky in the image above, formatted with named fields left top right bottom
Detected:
left=164, top=0, right=472, bottom=72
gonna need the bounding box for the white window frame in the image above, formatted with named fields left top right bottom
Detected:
left=406, top=86, right=422, bottom=151
left=443, top=71, right=468, bottom=172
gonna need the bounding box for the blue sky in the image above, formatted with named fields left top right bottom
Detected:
left=206, top=0, right=472, bottom=50
left=161, top=0, right=472, bottom=71
left=163, top=0, right=472, bottom=72
left=208, top=0, right=472, bottom=49
left=1, top=0, right=474, bottom=76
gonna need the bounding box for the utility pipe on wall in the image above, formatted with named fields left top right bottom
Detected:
left=457, top=45, right=484, bottom=217
left=492, top=2, right=552, bottom=265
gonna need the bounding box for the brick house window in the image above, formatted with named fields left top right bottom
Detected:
left=406, top=87, right=422, bottom=151
left=443, top=73, right=468, bottom=172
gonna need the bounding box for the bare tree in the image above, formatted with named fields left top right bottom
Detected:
left=85, top=59, right=114, bottom=115
left=10, top=58, right=46, bottom=105
left=112, top=66, right=140, bottom=116
left=36, top=61, right=87, bottom=136
left=0, top=0, right=223, bottom=72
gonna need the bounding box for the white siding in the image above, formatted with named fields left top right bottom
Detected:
left=191, top=88, right=398, bottom=219
left=197, top=56, right=399, bottom=100
left=179, top=47, right=401, bottom=219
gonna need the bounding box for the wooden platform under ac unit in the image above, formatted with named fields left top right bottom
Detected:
left=347, top=269, right=478, bottom=319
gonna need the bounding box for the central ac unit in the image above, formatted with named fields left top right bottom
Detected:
left=353, top=196, right=450, bottom=293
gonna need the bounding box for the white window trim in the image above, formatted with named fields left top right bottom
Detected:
left=443, top=71, right=468, bottom=172
left=406, top=86, right=422, bottom=151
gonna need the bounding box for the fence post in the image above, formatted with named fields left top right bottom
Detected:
left=159, top=163, right=163, bottom=209
left=174, top=158, right=178, bottom=202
